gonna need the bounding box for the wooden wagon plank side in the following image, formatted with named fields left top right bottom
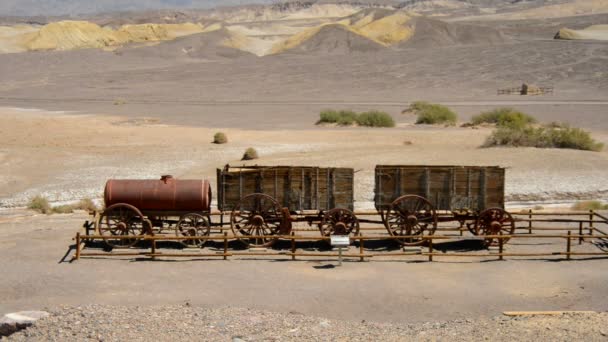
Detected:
left=374, top=165, right=506, bottom=211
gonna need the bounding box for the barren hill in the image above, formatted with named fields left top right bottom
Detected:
left=276, top=23, right=386, bottom=54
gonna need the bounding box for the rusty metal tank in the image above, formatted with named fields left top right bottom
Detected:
left=104, top=175, right=211, bottom=212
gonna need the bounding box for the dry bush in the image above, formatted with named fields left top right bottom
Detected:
left=316, top=110, right=358, bottom=126
left=52, top=204, right=74, bottom=214
left=213, top=132, right=228, bottom=144
left=471, top=108, right=536, bottom=129
left=571, top=201, right=608, bottom=211
left=74, top=198, right=98, bottom=212
left=28, top=195, right=51, bottom=214
left=356, top=111, right=395, bottom=127
left=242, top=147, right=259, bottom=160
left=410, top=102, right=458, bottom=126
left=484, top=125, right=603, bottom=152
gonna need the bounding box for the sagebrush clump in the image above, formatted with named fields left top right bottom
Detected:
left=471, top=108, right=536, bottom=129
left=213, top=132, right=228, bottom=144
left=571, top=201, right=608, bottom=211
left=242, top=147, right=259, bottom=160
left=74, top=198, right=97, bottom=212
left=356, top=111, right=395, bottom=127
left=52, top=204, right=74, bottom=214
left=316, top=110, right=395, bottom=127
left=484, top=124, right=603, bottom=152
left=409, top=101, right=458, bottom=126
left=28, top=195, right=51, bottom=214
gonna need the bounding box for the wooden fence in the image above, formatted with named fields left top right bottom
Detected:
left=73, top=210, right=608, bottom=262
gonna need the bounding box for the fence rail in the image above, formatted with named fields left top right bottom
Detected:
left=73, top=210, right=608, bottom=262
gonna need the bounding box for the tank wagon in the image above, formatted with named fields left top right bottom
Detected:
left=99, top=175, right=212, bottom=248
left=93, top=164, right=510, bottom=249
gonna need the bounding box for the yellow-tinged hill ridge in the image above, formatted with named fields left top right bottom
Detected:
left=0, top=20, right=212, bottom=53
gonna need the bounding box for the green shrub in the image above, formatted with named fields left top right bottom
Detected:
left=213, top=132, right=228, bottom=144
left=316, top=109, right=394, bottom=127
left=571, top=201, right=608, bottom=211
left=52, top=204, right=74, bottom=214
left=28, top=195, right=51, bottom=214
left=74, top=198, right=97, bottom=212
left=484, top=125, right=603, bottom=151
left=356, top=111, right=395, bottom=127
left=242, top=147, right=259, bottom=160
left=471, top=108, right=536, bottom=129
left=546, top=125, right=604, bottom=151
left=410, top=101, right=458, bottom=125
left=317, top=110, right=358, bottom=126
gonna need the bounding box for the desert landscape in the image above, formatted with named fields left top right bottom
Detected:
left=1, top=0, right=607, bottom=340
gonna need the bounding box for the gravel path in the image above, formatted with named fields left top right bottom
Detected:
left=5, top=305, right=608, bottom=341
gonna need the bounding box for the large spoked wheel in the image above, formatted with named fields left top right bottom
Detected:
left=474, top=208, right=515, bottom=247
left=230, top=193, right=283, bottom=248
left=96, top=203, right=150, bottom=248
left=319, top=208, right=360, bottom=238
left=176, top=213, right=211, bottom=248
left=383, top=195, right=437, bottom=246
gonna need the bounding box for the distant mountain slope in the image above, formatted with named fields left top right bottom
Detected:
left=116, top=28, right=255, bottom=59
left=401, top=17, right=510, bottom=48
left=274, top=23, right=386, bottom=54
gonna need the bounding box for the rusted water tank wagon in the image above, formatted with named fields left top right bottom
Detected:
left=104, top=175, right=211, bottom=212
left=98, top=175, right=212, bottom=248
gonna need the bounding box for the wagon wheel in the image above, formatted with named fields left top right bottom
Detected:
left=176, top=213, right=211, bottom=248
left=96, top=203, right=150, bottom=248
left=474, top=208, right=515, bottom=247
left=230, top=193, right=283, bottom=248
left=383, top=195, right=437, bottom=246
left=319, top=208, right=360, bottom=238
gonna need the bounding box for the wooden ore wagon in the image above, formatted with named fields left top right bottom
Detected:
left=374, top=165, right=513, bottom=246
left=217, top=165, right=358, bottom=247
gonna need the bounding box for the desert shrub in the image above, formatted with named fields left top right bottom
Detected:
left=484, top=125, right=603, bottom=152
left=571, top=201, right=608, bottom=211
left=410, top=101, right=458, bottom=125
left=356, top=111, right=395, bottom=127
left=317, top=110, right=358, bottom=126
left=52, top=204, right=74, bottom=214
left=546, top=125, right=604, bottom=151
left=74, top=198, right=97, bottom=212
left=213, top=132, right=228, bottom=144
left=242, top=147, right=259, bottom=160
left=28, top=195, right=51, bottom=214
left=471, top=108, right=536, bottom=129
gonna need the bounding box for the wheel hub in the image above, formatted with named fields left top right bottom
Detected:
left=116, top=222, right=128, bottom=232
left=490, top=221, right=502, bottom=232
left=251, top=215, right=265, bottom=226
left=406, top=215, right=419, bottom=226
left=334, top=222, right=347, bottom=235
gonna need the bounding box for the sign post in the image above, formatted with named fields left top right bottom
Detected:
left=330, top=235, right=350, bottom=266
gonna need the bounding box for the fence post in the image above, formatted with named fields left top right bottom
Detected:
left=291, top=231, right=296, bottom=261
left=428, top=237, right=433, bottom=262
left=528, top=209, right=532, bottom=234
left=567, top=231, right=571, bottom=261
left=579, top=221, right=583, bottom=245
left=151, top=238, right=156, bottom=260
left=498, top=231, right=504, bottom=261
left=75, top=232, right=81, bottom=260
left=590, top=210, right=594, bottom=236
left=359, top=232, right=364, bottom=262
left=223, top=232, right=228, bottom=260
